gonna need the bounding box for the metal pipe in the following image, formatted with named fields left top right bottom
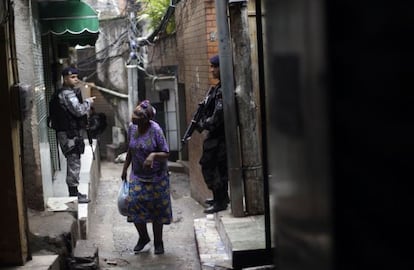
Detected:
left=82, top=81, right=129, bottom=99
left=215, top=0, right=244, bottom=217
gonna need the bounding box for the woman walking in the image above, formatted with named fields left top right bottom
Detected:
left=121, top=100, right=171, bottom=255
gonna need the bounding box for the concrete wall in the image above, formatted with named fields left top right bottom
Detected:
left=15, top=0, right=51, bottom=211
left=93, top=17, right=130, bottom=157
left=77, top=47, right=116, bottom=160
left=95, top=18, right=130, bottom=134
left=265, top=0, right=414, bottom=268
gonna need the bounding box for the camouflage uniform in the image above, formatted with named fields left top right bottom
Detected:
left=56, top=86, right=91, bottom=190
left=57, top=130, right=84, bottom=187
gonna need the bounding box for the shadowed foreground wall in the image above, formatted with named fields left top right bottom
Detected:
left=265, top=0, right=414, bottom=269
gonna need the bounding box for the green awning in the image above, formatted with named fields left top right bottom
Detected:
left=38, top=0, right=99, bottom=46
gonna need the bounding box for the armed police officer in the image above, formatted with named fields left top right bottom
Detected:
left=55, top=67, right=95, bottom=203
left=198, top=55, right=230, bottom=214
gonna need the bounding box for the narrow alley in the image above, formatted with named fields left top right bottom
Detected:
left=3, top=1, right=412, bottom=269
left=88, top=161, right=205, bottom=270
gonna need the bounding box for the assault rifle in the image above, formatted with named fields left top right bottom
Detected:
left=85, top=115, right=95, bottom=160
left=181, top=92, right=213, bottom=148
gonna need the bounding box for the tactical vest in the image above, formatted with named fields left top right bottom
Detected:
left=48, top=88, right=86, bottom=132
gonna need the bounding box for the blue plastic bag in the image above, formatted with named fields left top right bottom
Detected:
left=117, top=180, right=129, bottom=216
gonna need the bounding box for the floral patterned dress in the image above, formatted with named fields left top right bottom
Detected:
left=126, top=121, right=172, bottom=224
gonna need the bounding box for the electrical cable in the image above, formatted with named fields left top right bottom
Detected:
left=76, top=30, right=129, bottom=66
left=81, top=0, right=183, bottom=81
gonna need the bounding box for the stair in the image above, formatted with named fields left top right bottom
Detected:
left=194, top=216, right=231, bottom=269
left=194, top=210, right=274, bottom=269
left=2, top=255, right=60, bottom=270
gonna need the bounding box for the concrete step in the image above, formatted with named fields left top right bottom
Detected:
left=46, top=197, right=78, bottom=212
left=2, top=255, right=60, bottom=270
left=68, top=240, right=99, bottom=269
left=194, top=216, right=231, bottom=270
left=194, top=210, right=274, bottom=269
left=50, top=139, right=99, bottom=241
left=216, top=212, right=273, bottom=269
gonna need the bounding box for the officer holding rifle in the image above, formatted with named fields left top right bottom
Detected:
left=182, top=55, right=230, bottom=214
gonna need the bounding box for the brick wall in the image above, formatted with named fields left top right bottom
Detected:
left=147, top=34, right=178, bottom=67
left=148, top=0, right=219, bottom=204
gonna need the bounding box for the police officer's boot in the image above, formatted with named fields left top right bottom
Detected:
left=205, top=197, right=215, bottom=205
left=223, top=184, right=230, bottom=204
left=204, top=189, right=217, bottom=205
left=68, top=186, right=90, bottom=204
left=205, top=188, right=229, bottom=205
left=204, top=189, right=227, bottom=214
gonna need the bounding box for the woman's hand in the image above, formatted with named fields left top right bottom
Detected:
left=143, top=153, right=155, bottom=169
left=121, top=170, right=127, bottom=181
